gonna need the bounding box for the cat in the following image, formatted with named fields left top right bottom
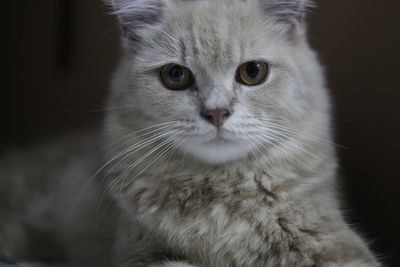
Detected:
left=0, top=0, right=380, bottom=266
left=102, top=0, right=380, bottom=266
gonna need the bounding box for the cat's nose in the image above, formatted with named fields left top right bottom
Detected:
left=200, top=108, right=232, bottom=129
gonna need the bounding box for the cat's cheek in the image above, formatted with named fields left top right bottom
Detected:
left=135, top=84, right=191, bottom=121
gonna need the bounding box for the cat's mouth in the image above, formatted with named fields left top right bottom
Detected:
left=203, top=130, right=234, bottom=144
left=178, top=127, right=251, bottom=164
left=204, top=135, right=231, bottom=145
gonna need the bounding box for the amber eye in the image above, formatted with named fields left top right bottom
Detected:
left=159, top=64, right=194, bottom=90
left=236, top=61, right=269, bottom=86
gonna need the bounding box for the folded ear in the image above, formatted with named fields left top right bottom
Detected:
left=259, top=0, right=313, bottom=35
left=104, top=0, right=164, bottom=42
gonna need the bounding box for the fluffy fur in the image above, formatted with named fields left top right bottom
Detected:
left=0, top=0, right=379, bottom=266
left=0, top=133, right=115, bottom=266
left=103, top=0, right=379, bottom=266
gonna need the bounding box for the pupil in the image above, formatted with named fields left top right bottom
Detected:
left=169, top=66, right=184, bottom=83
left=246, top=62, right=260, bottom=79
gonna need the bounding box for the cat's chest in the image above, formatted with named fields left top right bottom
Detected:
left=126, top=172, right=285, bottom=222
left=122, top=174, right=310, bottom=266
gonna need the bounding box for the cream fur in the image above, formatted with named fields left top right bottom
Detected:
left=0, top=0, right=380, bottom=266
left=104, top=0, right=379, bottom=266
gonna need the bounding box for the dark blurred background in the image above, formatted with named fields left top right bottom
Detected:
left=1, top=0, right=399, bottom=265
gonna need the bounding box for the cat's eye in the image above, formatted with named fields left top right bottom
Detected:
left=236, top=61, right=269, bottom=86
left=160, top=64, right=194, bottom=91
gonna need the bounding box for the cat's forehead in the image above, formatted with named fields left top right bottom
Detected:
left=148, top=0, right=278, bottom=71
left=179, top=2, right=261, bottom=55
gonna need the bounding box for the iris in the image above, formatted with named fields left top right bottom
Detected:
left=160, top=63, right=193, bottom=90
left=236, top=61, right=269, bottom=86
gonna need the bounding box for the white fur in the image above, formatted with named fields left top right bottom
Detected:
left=105, top=1, right=379, bottom=266
left=1, top=1, right=378, bottom=266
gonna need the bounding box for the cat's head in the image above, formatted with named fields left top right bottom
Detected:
left=105, top=0, right=328, bottom=165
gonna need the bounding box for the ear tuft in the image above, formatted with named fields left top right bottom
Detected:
left=104, top=0, right=164, bottom=41
left=260, top=0, right=314, bottom=32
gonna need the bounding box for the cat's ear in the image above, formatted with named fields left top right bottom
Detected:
left=104, top=0, right=164, bottom=43
left=259, top=0, right=313, bottom=35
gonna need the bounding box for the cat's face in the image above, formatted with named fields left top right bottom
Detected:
left=107, top=0, right=326, bottom=164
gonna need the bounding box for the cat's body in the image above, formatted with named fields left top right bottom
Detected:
left=103, top=0, right=379, bottom=266
left=0, top=132, right=115, bottom=266
left=0, top=0, right=379, bottom=266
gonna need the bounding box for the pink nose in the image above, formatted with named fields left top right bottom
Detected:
left=200, top=108, right=232, bottom=128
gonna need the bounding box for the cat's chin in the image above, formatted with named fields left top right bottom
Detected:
left=180, top=139, right=251, bottom=165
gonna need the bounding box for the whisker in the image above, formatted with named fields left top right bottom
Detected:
left=68, top=121, right=181, bottom=216
left=121, top=135, right=188, bottom=190
left=238, top=130, right=265, bottom=158
left=97, top=128, right=183, bottom=205
left=252, top=125, right=318, bottom=159
left=97, top=120, right=182, bottom=156
left=251, top=132, right=314, bottom=170
left=114, top=137, right=179, bottom=192
left=107, top=130, right=185, bottom=194
left=256, top=118, right=343, bottom=148
left=102, top=129, right=181, bottom=180
left=99, top=136, right=185, bottom=212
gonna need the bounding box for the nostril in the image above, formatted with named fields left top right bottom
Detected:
left=203, top=113, right=214, bottom=123
left=222, top=110, right=231, bottom=119
left=200, top=108, right=232, bottom=128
